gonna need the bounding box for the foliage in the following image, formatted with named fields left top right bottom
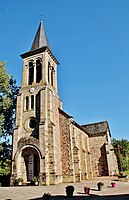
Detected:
left=0, top=62, right=19, bottom=183
left=0, top=140, right=12, bottom=176
left=97, top=182, right=104, bottom=186
left=2, top=77, right=19, bottom=137
left=84, top=186, right=90, bottom=189
left=31, top=176, right=39, bottom=182
left=124, top=170, right=129, bottom=175
left=0, top=62, right=11, bottom=134
left=0, top=62, right=10, bottom=94
left=15, top=177, right=23, bottom=183
left=112, top=138, right=129, bottom=171
left=0, top=62, right=20, bottom=137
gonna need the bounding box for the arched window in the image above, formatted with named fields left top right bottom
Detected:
left=36, top=59, right=42, bottom=83
left=31, top=95, right=34, bottom=109
left=28, top=61, right=34, bottom=85
left=26, top=96, right=29, bottom=110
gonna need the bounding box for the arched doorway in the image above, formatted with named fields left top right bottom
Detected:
left=22, top=147, right=40, bottom=181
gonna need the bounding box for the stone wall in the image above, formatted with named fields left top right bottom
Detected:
left=59, top=109, right=92, bottom=182
left=89, top=133, right=118, bottom=177
left=59, top=110, right=74, bottom=182
left=105, top=143, right=118, bottom=175
left=89, top=133, right=108, bottom=177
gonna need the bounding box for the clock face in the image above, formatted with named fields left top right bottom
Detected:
left=29, top=87, right=35, bottom=93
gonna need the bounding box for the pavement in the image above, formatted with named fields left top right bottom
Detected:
left=0, top=177, right=129, bottom=200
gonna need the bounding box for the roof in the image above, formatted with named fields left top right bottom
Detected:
left=20, top=20, right=59, bottom=64
left=81, top=121, right=111, bottom=136
left=20, top=46, right=59, bottom=64
left=59, top=108, right=73, bottom=119
left=31, top=20, right=50, bottom=51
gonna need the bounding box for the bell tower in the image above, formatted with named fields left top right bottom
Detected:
left=11, top=20, right=62, bottom=185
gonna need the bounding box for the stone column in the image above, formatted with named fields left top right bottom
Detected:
left=68, top=120, right=75, bottom=182
left=72, top=128, right=81, bottom=182
left=33, top=61, right=36, bottom=83
left=39, top=87, right=50, bottom=185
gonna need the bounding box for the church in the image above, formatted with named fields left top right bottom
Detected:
left=11, top=20, right=118, bottom=185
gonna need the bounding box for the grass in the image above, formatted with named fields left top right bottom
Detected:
left=124, top=170, right=129, bottom=175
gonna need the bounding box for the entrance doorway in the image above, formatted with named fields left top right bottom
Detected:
left=22, top=147, right=40, bottom=181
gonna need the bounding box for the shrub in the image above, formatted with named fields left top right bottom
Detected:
left=31, top=176, right=38, bottom=182
left=97, top=182, right=104, bottom=186
left=15, top=177, right=23, bottom=183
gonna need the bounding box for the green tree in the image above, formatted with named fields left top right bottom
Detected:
left=0, top=140, right=12, bottom=176
left=2, top=77, right=19, bottom=137
left=0, top=62, right=10, bottom=94
left=0, top=62, right=11, bottom=134
left=0, top=62, right=19, bottom=184
left=0, top=62, right=19, bottom=137
left=112, top=138, right=129, bottom=171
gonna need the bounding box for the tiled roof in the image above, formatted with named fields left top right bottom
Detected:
left=81, top=121, right=110, bottom=135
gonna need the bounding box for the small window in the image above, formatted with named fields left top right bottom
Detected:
left=26, top=96, right=29, bottom=110
left=36, top=92, right=40, bottom=120
left=36, top=59, right=42, bottom=83
left=51, top=66, right=54, bottom=86
left=31, top=95, right=34, bottom=109
left=48, top=62, right=50, bottom=83
left=28, top=62, right=34, bottom=85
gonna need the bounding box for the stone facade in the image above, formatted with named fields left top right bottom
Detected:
left=82, top=121, right=118, bottom=177
left=59, top=109, right=92, bottom=183
left=11, top=21, right=118, bottom=186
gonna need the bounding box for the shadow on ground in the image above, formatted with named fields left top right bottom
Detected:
left=30, top=194, right=129, bottom=200
left=29, top=194, right=96, bottom=200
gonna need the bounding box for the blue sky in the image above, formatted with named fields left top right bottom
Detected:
left=1, top=0, right=129, bottom=140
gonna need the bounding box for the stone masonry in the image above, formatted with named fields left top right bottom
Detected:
left=11, top=20, right=118, bottom=186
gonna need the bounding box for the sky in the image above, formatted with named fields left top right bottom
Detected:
left=0, top=0, right=129, bottom=140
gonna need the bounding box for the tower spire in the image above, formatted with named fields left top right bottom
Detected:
left=31, top=20, right=50, bottom=51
